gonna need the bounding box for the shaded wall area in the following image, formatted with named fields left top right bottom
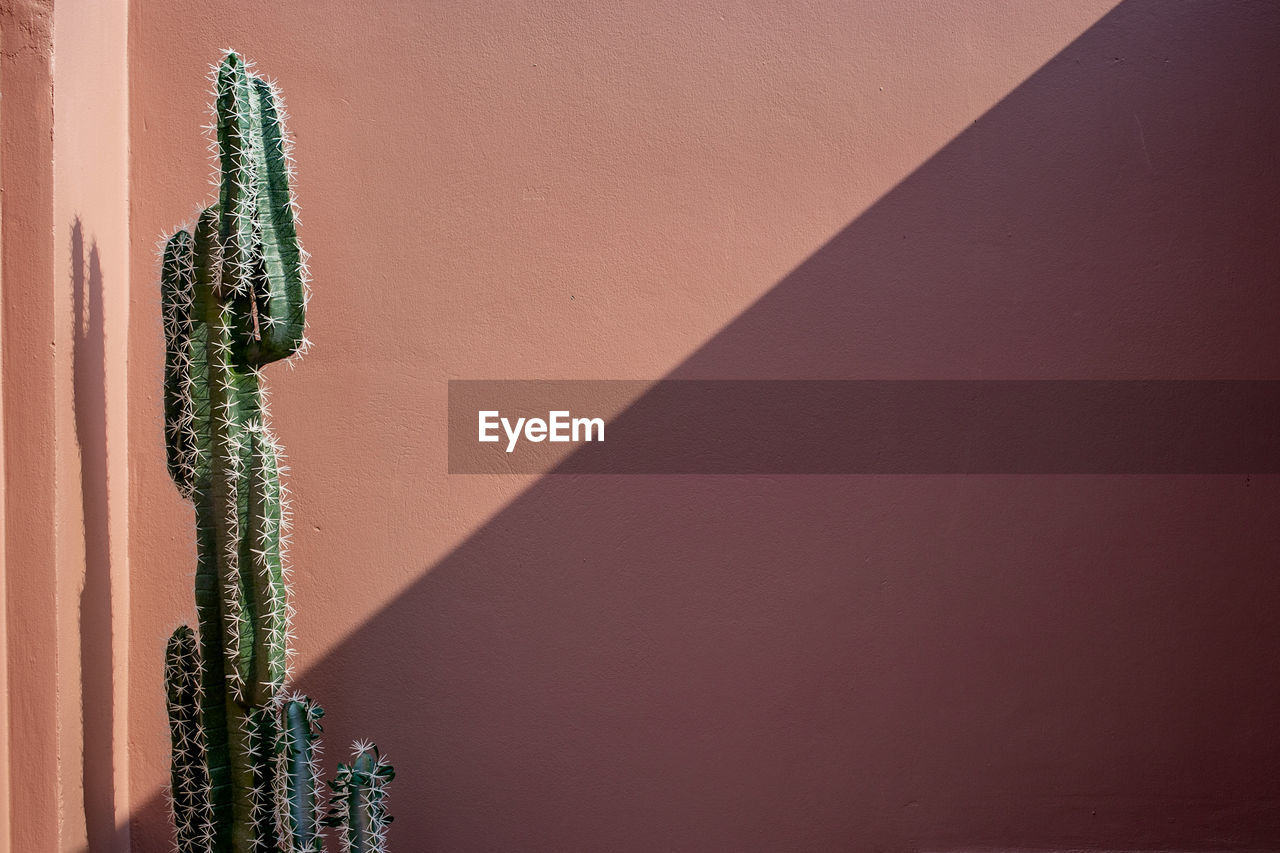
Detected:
left=302, top=2, right=1280, bottom=849
left=71, top=219, right=117, bottom=853
left=128, top=0, right=1280, bottom=850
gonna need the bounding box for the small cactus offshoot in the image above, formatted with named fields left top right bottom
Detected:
left=276, top=697, right=326, bottom=852
left=324, top=744, right=396, bottom=853
left=161, top=51, right=393, bottom=852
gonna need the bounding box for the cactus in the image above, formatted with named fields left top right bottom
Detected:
left=165, top=627, right=215, bottom=852
left=324, top=744, right=396, bottom=853
left=161, top=51, right=392, bottom=852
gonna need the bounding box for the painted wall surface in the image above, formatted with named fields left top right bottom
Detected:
left=128, top=1, right=1280, bottom=850
left=2, top=2, right=60, bottom=848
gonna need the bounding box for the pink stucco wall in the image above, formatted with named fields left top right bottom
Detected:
left=116, top=0, right=1280, bottom=849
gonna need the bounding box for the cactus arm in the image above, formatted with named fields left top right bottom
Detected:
left=325, top=744, right=395, bottom=853
left=246, top=74, right=306, bottom=364
left=161, top=230, right=197, bottom=498
left=216, top=52, right=270, bottom=370
left=186, top=206, right=218, bottom=469
left=277, top=697, right=325, bottom=852
left=164, top=626, right=214, bottom=852
left=216, top=51, right=307, bottom=366
left=216, top=52, right=265, bottom=309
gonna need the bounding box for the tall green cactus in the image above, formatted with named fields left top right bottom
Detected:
left=161, top=51, right=392, bottom=853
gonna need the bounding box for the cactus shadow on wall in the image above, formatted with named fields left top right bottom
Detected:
left=71, top=218, right=123, bottom=853
left=129, top=0, right=1280, bottom=850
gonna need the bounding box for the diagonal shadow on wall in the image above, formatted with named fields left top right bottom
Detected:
left=130, top=0, right=1280, bottom=849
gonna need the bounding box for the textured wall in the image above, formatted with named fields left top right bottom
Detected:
left=128, top=1, right=1280, bottom=849
left=1, top=1, right=59, bottom=846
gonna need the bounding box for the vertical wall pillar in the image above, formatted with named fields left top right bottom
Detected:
left=2, top=1, right=61, bottom=849
left=1, top=0, right=130, bottom=850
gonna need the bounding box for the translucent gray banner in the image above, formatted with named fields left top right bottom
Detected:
left=447, top=380, right=1280, bottom=474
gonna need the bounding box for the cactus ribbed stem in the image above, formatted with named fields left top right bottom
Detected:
left=165, top=627, right=215, bottom=852
left=248, top=706, right=282, bottom=851
left=325, top=744, right=395, bottom=853
left=277, top=697, right=325, bottom=852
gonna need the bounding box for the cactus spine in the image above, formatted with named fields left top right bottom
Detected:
left=161, top=52, right=392, bottom=852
